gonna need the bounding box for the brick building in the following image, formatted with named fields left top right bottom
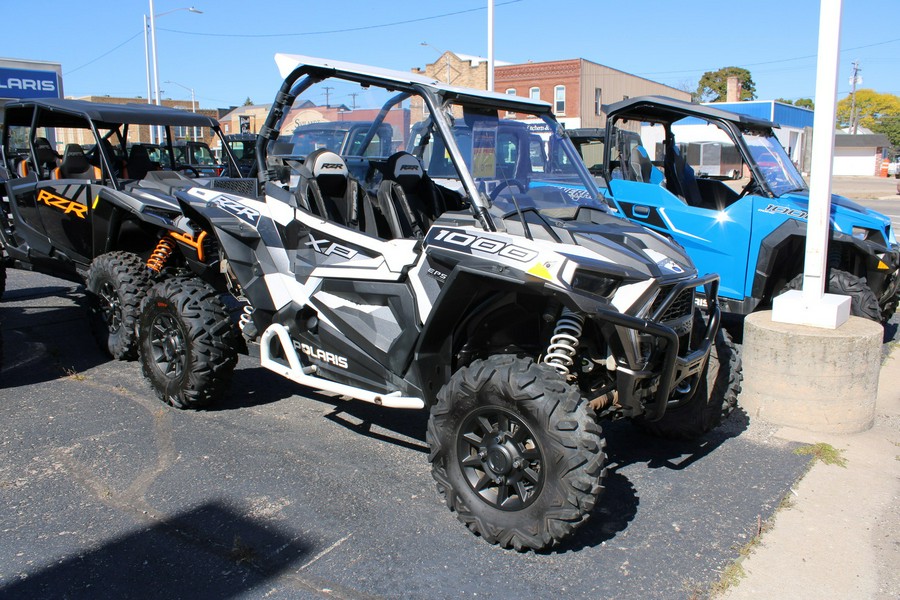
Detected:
left=71, top=95, right=219, bottom=146
left=412, top=54, right=689, bottom=129
left=495, top=59, right=690, bottom=128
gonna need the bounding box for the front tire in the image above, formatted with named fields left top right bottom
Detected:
left=427, top=355, right=606, bottom=551
left=779, top=269, right=881, bottom=322
left=138, top=277, right=238, bottom=409
left=634, top=328, right=742, bottom=440
left=85, top=252, right=152, bottom=359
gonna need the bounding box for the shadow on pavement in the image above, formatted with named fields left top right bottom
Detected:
left=0, top=500, right=310, bottom=599
left=0, top=290, right=111, bottom=390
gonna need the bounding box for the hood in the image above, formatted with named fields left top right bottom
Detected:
left=766, top=191, right=894, bottom=243
left=498, top=207, right=697, bottom=282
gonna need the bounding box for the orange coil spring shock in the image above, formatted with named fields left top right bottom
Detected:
left=147, top=236, right=176, bottom=272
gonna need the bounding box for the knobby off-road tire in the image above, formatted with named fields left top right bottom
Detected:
left=779, top=269, right=881, bottom=322
left=86, top=251, right=152, bottom=360
left=139, top=277, right=239, bottom=409
left=427, top=355, right=607, bottom=551
left=634, top=328, right=742, bottom=440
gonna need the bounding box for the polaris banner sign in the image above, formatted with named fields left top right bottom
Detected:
left=0, top=67, right=61, bottom=99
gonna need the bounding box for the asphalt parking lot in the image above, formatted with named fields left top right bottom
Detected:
left=0, top=269, right=816, bottom=599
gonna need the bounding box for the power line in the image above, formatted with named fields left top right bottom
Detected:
left=157, top=0, right=524, bottom=39
left=636, top=37, right=900, bottom=77
left=64, top=31, right=143, bottom=76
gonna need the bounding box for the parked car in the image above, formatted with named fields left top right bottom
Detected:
left=171, top=140, right=223, bottom=177
left=222, top=132, right=258, bottom=177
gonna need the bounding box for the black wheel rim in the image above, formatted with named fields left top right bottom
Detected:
left=97, top=281, right=122, bottom=333
left=457, top=407, right=544, bottom=511
left=148, top=313, right=186, bottom=380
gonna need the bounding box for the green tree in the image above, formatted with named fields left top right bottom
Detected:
left=243, top=96, right=254, bottom=106
left=836, top=89, right=900, bottom=146
left=776, top=97, right=815, bottom=110
left=696, top=67, right=756, bottom=102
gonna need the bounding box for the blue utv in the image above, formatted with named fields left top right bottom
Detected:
left=595, top=96, right=899, bottom=324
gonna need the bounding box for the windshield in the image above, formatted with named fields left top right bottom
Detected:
left=743, top=130, right=806, bottom=196
left=414, top=103, right=606, bottom=214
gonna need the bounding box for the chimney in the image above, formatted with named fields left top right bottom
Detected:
left=726, top=76, right=742, bottom=102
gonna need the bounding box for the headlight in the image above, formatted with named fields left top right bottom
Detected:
left=571, top=269, right=619, bottom=297
left=851, top=226, right=874, bottom=241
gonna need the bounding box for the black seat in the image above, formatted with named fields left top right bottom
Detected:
left=300, top=149, right=363, bottom=228
left=671, top=145, right=703, bottom=206
left=128, top=144, right=157, bottom=180
left=33, top=137, right=60, bottom=178
left=629, top=145, right=653, bottom=183
left=58, top=144, right=99, bottom=179
left=375, top=152, right=443, bottom=239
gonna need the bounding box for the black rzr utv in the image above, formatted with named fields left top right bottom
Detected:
left=0, top=98, right=248, bottom=358
left=124, top=55, right=741, bottom=551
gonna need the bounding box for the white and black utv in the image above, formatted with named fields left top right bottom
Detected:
left=123, top=55, right=741, bottom=551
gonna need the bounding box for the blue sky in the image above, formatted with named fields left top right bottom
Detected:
left=4, top=0, right=898, bottom=110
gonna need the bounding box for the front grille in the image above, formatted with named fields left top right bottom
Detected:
left=650, top=285, right=695, bottom=323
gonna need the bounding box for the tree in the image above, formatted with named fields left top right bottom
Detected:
left=243, top=97, right=254, bottom=106
left=776, top=98, right=815, bottom=110
left=696, top=67, right=756, bottom=102
left=836, top=89, right=900, bottom=146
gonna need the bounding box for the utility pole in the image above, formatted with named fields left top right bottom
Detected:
left=349, top=93, right=358, bottom=110
left=848, top=59, right=861, bottom=134
left=323, top=86, right=333, bottom=108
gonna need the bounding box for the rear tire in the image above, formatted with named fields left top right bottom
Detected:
left=634, top=328, right=742, bottom=440
left=86, top=252, right=151, bottom=360
left=779, top=269, right=881, bottom=322
left=138, top=277, right=238, bottom=409
left=427, top=355, right=606, bottom=551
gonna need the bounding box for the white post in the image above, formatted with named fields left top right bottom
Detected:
left=772, top=0, right=851, bottom=328
left=487, top=0, right=495, bottom=92
left=191, top=88, right=198, bottom=141
left=143, top=14, right=153, bottom=143
left=149, top=0, right=162, bottom=143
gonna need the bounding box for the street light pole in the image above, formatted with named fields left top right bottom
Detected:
left=146, top=3, right=203, bottom=143
left=165, top=80, right=198, bottom=141
left=143, top=14, right=153, bottom=142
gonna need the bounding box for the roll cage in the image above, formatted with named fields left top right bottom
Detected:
left=254, top=54, right=599, bottom=235
left=2, top=98, right=241, bottom=187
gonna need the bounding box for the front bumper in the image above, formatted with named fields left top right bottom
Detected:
left=591, top=273, right=720, bottom=421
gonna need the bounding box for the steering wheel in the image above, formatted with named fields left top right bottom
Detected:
left=489, top=179, right=528, bottom=201
left=174, top=164, right=201, bottom=177
left=736, top=179, right=759, bottom=200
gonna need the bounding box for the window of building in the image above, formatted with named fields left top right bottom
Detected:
left=505, top=88, right=517, bottom=117
left=594, top=88, right=602, bottom=116
left=623, top=95, right=629, bottom=101
left=554, top=85, right=566, bottom=114
left=529, top=87, right=540, bottom=101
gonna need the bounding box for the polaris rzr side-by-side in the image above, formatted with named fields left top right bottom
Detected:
left=0, top=99, right=248, bottom=357
left=599, top=96, right=899, bottom=324
left=124, top=55, right=740, bottom=551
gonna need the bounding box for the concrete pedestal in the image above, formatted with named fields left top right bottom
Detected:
left=741, top=311, right=883, bottom=433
